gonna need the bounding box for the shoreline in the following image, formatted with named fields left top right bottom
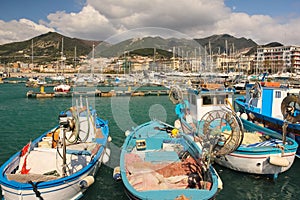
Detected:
left=8, top=72, right=124, bottom=78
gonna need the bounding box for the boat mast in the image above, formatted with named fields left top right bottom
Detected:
left=31, top=39, right=34, bottom=67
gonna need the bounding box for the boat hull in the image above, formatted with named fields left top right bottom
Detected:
left=215, top=151, right=295, bottom=175
left=1, top=162, right=101, bottom=200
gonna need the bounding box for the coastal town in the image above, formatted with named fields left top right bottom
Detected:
left=1, top=1, right=300, bottom=200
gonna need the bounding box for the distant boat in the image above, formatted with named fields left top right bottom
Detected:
left=50, top=75, right=65, bottom=82
left=118, top=120, right=223, bottom=200
left=53, top=84, right=71, bottom=93
left=170, top=86, right=298, bottom=178
left=0, top=92, right=110, bottom=199
left=235, top=81, right=300, bottom=157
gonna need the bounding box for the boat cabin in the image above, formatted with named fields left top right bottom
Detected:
left=245, top=84, right=294, bottom=120
left=187, top=89, right=234, bottom=121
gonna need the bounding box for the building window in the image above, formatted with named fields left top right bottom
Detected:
left=275, top=91, right=281, bottom=98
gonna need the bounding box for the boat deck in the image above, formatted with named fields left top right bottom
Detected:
left=7, top=142, right=101, bottom=183
left=125, top=138, right=206, bottom=191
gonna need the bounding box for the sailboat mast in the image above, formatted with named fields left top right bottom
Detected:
left=31, top=39, right=34, bottom=67
left=74, top=46, right=77, bottom=71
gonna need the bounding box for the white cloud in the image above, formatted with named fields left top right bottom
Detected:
left=45, top=5, right=119, bottom=40
left=0, top=19, right=54, bottom=44
left=0, top=0, right=300, bottom=46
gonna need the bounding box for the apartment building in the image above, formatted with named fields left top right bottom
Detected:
left=255, top=46, right=300, bottom=74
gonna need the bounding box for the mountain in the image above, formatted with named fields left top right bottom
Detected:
left=0, top=32, right=280, bottom=64
left=0, top=32, right=100, bottom=64
left=194, top=34, right=257, bottom=54
left=95, top=36, right=202, bottom=58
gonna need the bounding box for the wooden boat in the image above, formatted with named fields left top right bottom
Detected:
left=0, top=92, right=110, bottom=200
left=170, top=86, right=298, bottom=179
left=235, top=81, right=300, bottom=157
left=118, top=120, right=223, bottom=200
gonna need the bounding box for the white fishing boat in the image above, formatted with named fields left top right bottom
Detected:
left=169, top=86, right=298, bottom=178
left=0, top=92, right=110, bottom=199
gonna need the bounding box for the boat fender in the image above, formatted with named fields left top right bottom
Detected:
left=174, top=119, right=181, bottom=129
left=113, top=166, right=122, bottom=182
left=124, top=130, right=130, bottom=137
left=240, top=113, right=248, bottom=120
left=103, top=148, right=111, bottom=164
left=107, top=136, right=112, bottom=142
left=268, top=156, right=289, bottom=167
left=79, top=176, right=95, bottom=189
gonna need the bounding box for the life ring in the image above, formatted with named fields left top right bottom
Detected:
left=281, top=95, right=300, bottom=123
left=169, top=86, right=183, bottom=104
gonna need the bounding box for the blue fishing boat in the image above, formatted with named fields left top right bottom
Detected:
left=235, top=81, right=300, bottom=157
left=119, top=120, right=223, bottom=200
left=170, top=86, right=298, bottom=178
left=0, top=92, right=110, bottom=200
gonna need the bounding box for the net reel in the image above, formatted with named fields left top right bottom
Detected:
left=200, top=109, right=244, bottom=158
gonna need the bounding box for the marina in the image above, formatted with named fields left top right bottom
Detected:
left=1, top=0, right=300, bottom=198
left=1, top=83, right=300, bottom=199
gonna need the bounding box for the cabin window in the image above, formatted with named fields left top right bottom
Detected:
left=275, top=91, right=281, bottom=98
left=216, top=95, right=226, bottom=104
left=203, top=96, right=213, bottom=105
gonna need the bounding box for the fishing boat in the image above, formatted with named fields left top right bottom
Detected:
left=0, top=92, right=110, bottom=200
left=118, top=120, right=224, bottom=200
left=169, top=86, right=298, bottom=178
left=235, top=81, right=300, bottom=157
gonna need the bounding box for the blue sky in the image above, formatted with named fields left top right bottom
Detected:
left=0, top=0, right=84, bottom=23
left=1, top=0, right=299, bottom=22
left=0, top=0, right=299, bottom=45
left=225, top=0, right=300, bottom=18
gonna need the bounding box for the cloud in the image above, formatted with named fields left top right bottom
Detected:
left=214, top=12, right=300, bottom=45
left=0, top=19, right=54, bottom=44
left=45, top=5, right=120, bottom=40
left=0, top=0, right=300, bottom=46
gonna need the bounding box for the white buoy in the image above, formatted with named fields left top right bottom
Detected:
left=269, top=156, right=289, bottom=167
left=125, top=130, right=130, bottom=137
left=79, top=176, right=95, bottom=189
left=174, top=119, right=181, bottom=129
left=240, top=113, right=248, bottom=120
left=103, top=148, right=111, bottom=164
left=107, top=136, right=112, bottom=142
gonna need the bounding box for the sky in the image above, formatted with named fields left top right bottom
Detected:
left=0, top=0, right=300, bottom=46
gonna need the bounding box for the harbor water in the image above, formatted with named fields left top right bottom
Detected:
left=0, top=83, right=300, bottom=200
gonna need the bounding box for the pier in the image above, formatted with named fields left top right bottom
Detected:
left=26, top=86, right=170, bottom=98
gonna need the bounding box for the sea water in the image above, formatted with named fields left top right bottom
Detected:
left=0, top=83, right=299, bottom=200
